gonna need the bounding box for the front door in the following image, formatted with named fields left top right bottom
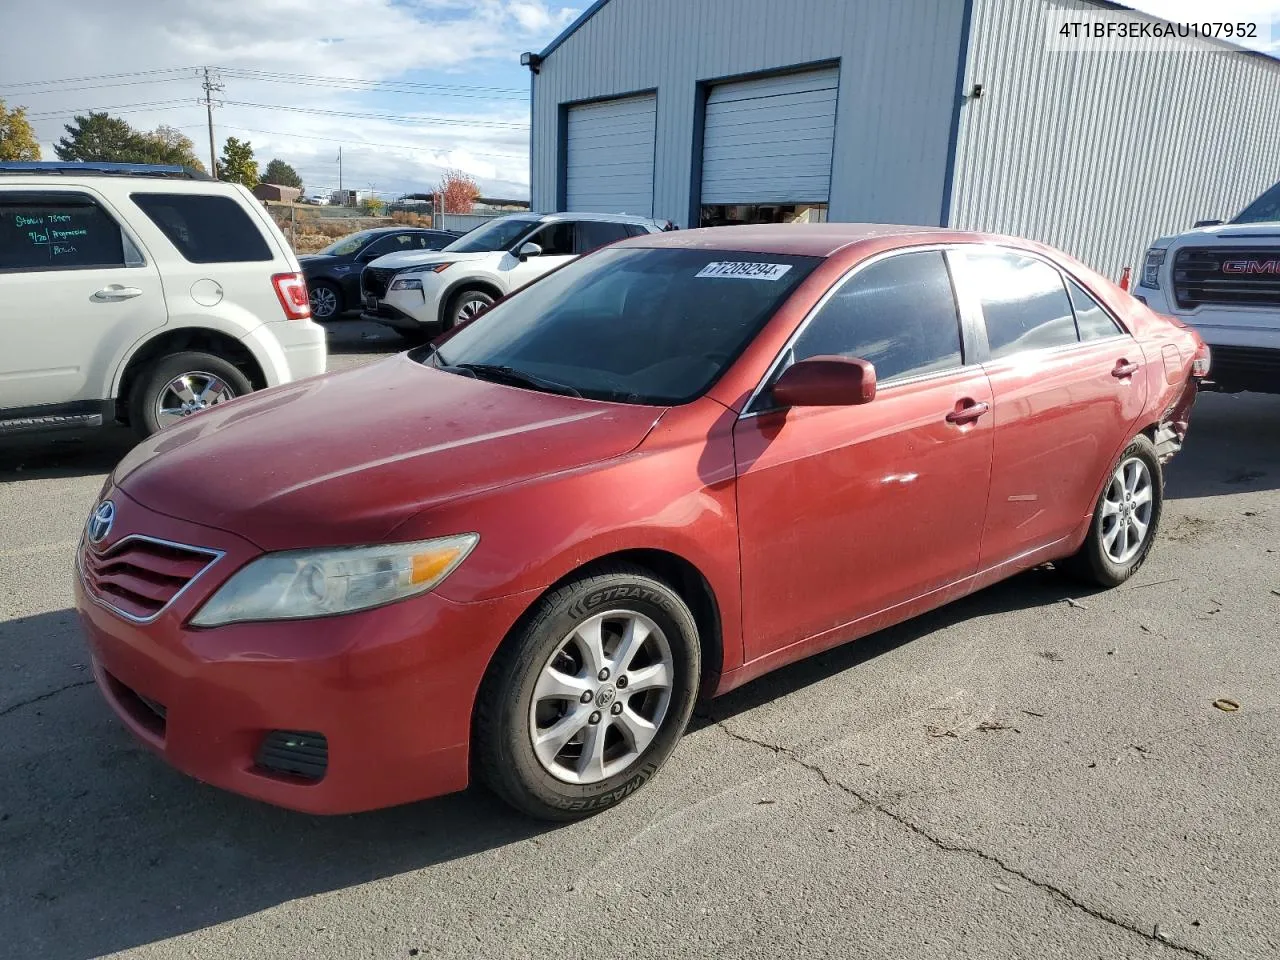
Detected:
left=0, top=188, right=166, bottom=409
left=733, top=249, right=995, bottom=662
left=500, top=221, right=579, bottom=293
left=949, top=248, right=1148, bottom=568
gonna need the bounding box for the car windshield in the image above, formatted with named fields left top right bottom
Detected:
left=1232, top=180, right=1280, bottom=224
left=443, top=217, right=539, bottom=253
left=428, top=246, right=820, bottom=404
left=321, top=231, right=376, bottom=256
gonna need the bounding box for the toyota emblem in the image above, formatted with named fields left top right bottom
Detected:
left=87, top=500, right=115, bottom=544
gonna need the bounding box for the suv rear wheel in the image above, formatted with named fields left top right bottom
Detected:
left=308, top=280, right=342, bottom=321
left=129, top=351, right=252, bottom=439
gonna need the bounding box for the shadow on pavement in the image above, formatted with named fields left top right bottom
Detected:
left=1163, top=390, right=1280, bottom=500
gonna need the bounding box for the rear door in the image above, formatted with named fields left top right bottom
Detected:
left=950, top=248, right=1147, bottom=568
left=0, top=187, right=166, bottom=410
left=576, top=220, right=632, bottom=255
left=733, top=249, right=994, bottom=661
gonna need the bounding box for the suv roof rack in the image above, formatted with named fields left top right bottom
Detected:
left=0, top=161, right=214, bottom=181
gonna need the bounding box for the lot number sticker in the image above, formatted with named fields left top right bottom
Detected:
left=695, top=261, right=793, bottom=281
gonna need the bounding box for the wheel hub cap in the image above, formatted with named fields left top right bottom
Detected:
left=528, top=610, right=675, bottom=785
left=1100, top=456, right=1154, bottom=565
left=154, top=371, right=236, bottom=429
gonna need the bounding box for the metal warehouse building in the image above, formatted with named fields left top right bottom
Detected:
left=525, top=0, right=1280, bottom=278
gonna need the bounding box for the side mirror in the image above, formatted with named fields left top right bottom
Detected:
left=771, top=355, right=877, bottom=408
left=1193, top=219, right=1223, bottom=228
left=517, top=241, right=542, bottom=261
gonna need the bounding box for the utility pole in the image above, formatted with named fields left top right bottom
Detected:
left=201, top=66, right=224, bottom=177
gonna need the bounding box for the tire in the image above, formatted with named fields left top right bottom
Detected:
left=308, top=280, right=343, bottom=321
left=473, top=563, right=702, bottom=821
left=445, top=288, right=495, bottom=330
left=128, top=351, right=253, bottom=439
left=1060, top=435, right=1164, bottom=588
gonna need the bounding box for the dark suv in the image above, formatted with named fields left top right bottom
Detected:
left=300, top=227, right=458, bottom=319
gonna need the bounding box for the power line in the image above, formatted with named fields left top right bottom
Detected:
left=221, top=100, right=528, bottom=128
left=218, top=67, right=524, bottom=96
left=0, top=76, right=204, bottom=97
left=0, top=67, right=197, bottom=90
left=177, top=123, right=527, bottom=161
left=24, top=99, right=200, bottom=120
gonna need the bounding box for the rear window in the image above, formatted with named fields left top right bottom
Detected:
left=0, top=193, right=128, bottom=272
left=131, top=193, right=273, bottom=263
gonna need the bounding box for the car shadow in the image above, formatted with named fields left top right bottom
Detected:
left=0, top=426, right=135, bottom=482
left=318, top=315, right=411, bottom=356
left=2, top=568, right=1084, bottom=959
left=1163, top=390, right=1280, bottom=500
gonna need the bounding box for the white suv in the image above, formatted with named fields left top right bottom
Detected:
left=0, top=162, right=327, bottom=438
left=360, top=212, right=668, bottom=336
left=1135, top=179, right=1280, bottom=395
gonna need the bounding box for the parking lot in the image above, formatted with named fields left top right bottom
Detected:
left=1, top=321, right=1278, bottom=960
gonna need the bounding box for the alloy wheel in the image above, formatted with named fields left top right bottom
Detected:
left=1100, top=456, right=1154, bottom=565
left=310, top=285, right=339, bottom=319
left=459, top=298, right=489, bottom=322
left=528, top=610, right=675, bottom=785
left=153, top=372, right=236, bottom=429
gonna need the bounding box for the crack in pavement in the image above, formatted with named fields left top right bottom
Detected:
left=0, top=679, right=95, bottom=719
left=701, top=713, right=1218, bottom=960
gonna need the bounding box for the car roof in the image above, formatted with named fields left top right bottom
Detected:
left=362, top=226, right=452, bottom=235
left=534, top=211, right=661, bottom=226
left=620, top=223, right=975, bottom=256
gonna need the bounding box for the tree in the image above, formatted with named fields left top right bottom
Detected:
left=263, top=158, right=302, bottom=191
left=55, top=112, right=138, bottom=162
left=135, top=125, right=206, bottom=172
left=360, top=197, right=386, bottom=216
left=219, top=137, right=258, bottom=188
left=435, top=168, right=480, bottom=214
left=0, top=99, right=41, bottom=161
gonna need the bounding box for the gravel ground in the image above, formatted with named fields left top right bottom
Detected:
left=1, top=326, right=1277, bottom=960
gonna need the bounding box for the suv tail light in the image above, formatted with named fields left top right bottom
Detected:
left=272, top=272, right=311, bottom=320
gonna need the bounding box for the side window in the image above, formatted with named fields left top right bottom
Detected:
left=363, top=233, right=412, bottom=257
left=577, top=221, right=630, bottom=253
left=1068, top=280, right=1124, bottom=340
left=962, top=251, right=1078, bottom=359
left=130, top=193, right=273, bottom=263
left=0, top=193, right=127, bottom=272
left=528, top=222, right=576, bottom=256
left=789, top=250, right=964, bottom=383
left=413, top=233, right=450, bottom=250
left=625, top=224, right=652, bottom=238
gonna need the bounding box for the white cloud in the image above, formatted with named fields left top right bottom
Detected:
left=0, top=0, right=581, bottom=198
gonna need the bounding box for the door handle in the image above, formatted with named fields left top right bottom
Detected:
left=946, top=400, right=990, bottom=424
left=1112, top=360, right=1140, bottom=378
left=92, top=285, right=143, bottom=302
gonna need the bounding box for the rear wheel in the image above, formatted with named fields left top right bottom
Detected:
left=128, top=351, right=252, bottom=439
left=445, top=288, right=494, bottom=329
left=308, top=280, right=342, bottom=320
left=1061, top=435, right=1163, bottom=587
left=473, top=564, right=701, bottom=820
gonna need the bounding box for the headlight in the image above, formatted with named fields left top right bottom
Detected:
left=404, top=262, right=455, bottom=276
left=1140, top=248, right=1166, bottom=289
left=390, top=277, right=423, bottom=291
left=190, top=534, right=478, bottom=627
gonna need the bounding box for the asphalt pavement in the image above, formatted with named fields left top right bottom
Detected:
left=1, top=324, right=1278, bottom=960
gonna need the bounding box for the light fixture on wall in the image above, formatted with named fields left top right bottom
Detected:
left=970, top=83, right=984, bottom=99
left=520, top=52, right=543, bottom=74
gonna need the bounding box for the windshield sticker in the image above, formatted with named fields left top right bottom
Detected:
left=695, top=261, right=793, bottom=281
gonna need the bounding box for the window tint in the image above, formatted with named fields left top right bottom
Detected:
left=529, top=222, right=575, bottom=256
left=131, top=193, right=272, bottom=263
left=413, top=232, right=452, bottom=250
left=577, top=221, right=630, bottom=253
left=789, top=251, right=963, bottom=383
left=963, top=251, right=1077, bottom=359
left=0, top=194, right=126, bottom=271
left=1068, top=280, right=1124, bottom=340
left=624, top=224, right=651, bottom=238
left=365, top=233, right=418, bottom=256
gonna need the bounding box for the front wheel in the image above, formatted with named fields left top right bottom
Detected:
left=128, top=351, right=252, bottom=439
left=1061, top=435, right=1163, bottom=587
left=473, top=564, right=702, bottom=820
left=445, top=288, right=494, bottom=329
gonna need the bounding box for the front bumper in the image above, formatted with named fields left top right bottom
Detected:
left=74, top=489, right=533, bottom=814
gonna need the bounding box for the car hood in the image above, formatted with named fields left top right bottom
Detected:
left=1166, top=222, right=1280, bottom=245
left=366, top=250, right=495, bottom=272
left=113, top=355, right=664, bottom=551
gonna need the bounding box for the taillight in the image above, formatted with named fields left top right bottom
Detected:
left=272, top=272, right=311, bottom=320
left=1191, top=342, right=1211, bottom=378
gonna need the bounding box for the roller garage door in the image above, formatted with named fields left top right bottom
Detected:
left=564, top=94, right=656, bottom=216
left=701, top=67, right=839, bottom=205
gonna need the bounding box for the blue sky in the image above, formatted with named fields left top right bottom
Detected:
left=0, top=0, right=1276, bottom=201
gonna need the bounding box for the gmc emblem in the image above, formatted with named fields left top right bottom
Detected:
left=1222, top=259, right=1280, bottom=274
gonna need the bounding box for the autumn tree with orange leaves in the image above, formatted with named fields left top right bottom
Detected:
left=435, top=168, right=480, bottom=214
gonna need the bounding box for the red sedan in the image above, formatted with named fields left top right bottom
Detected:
left=76, top=225, right=1207, bottom=819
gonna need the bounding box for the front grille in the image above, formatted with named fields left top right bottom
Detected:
left=256, top=731, right=329, bottom=781
left=1174, top=247, right=1280, bottom=309
left=361, top=266, right=398, bottom=299
left=81, top=536, right=220, bottom=622
left=1202, top=345, right=1280, bottom=393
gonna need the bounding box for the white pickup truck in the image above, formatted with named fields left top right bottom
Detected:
left=1134, top=180, right=1280, bottom=395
